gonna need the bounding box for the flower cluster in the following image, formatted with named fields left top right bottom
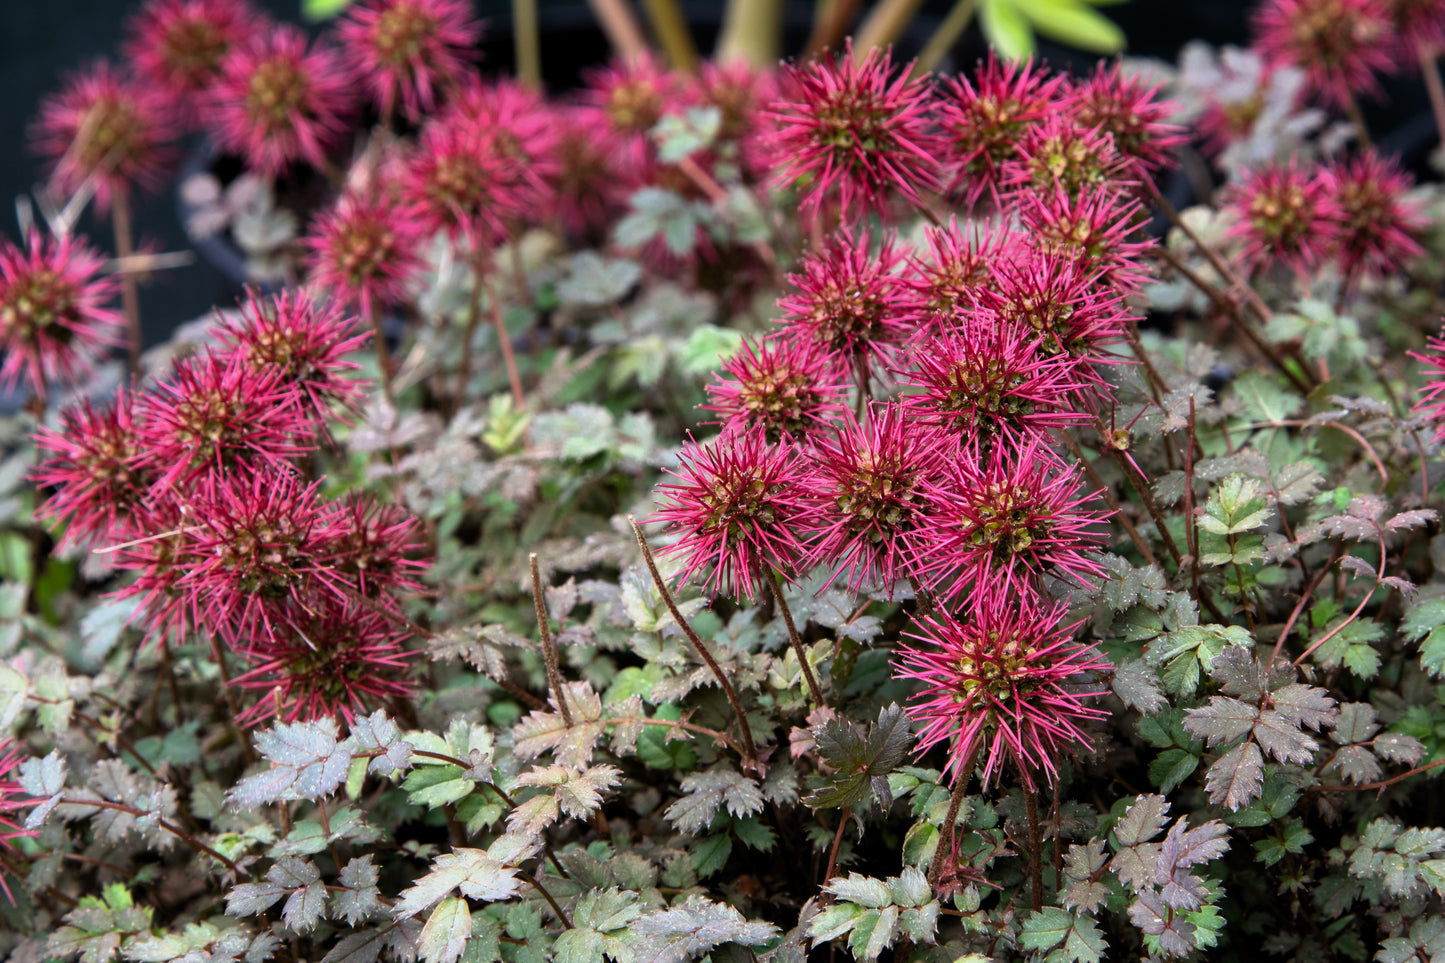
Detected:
left=652, top=54, right=1171, bottom=791
left=33, top=290, right=426, bottom=724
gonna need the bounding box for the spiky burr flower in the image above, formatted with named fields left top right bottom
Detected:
left=936, top=54, right=1064, bottom=208
left=1252, top=0, right=1395, bottom=107
left=801, top=403, right=952, bottom=595
left=702, top=335, right=845, bottom=442
left=206, top=25, right=355, bottom=177
left=233, top=599, right=415, bottom=725
left=1018, top=186, right=1153, bottom=294
left=402, top=115, right=524, bottom=242
left=31, top=61, right=175, bottom=213
left=1318, top=150, right=1425, bottom=284
left=123, top=0, right=263, bottom=124
left=1222, top=160, right=1338, bottom=276
left=694, top=60, right=779, bottom=183
left=33, top=388, right=150, bottom=548
left=583, top=54, right=677, bottom=174
left=919, top=438, right=1109, bottom=603
left=337, top=0, right=482, bottom=121
left=306, top=189, right=424, bottom=319
left=899, top=321, right=1092, bottom=448
left=1004, top=115, right=1128, bottom=203
left=216, top=288, right=371, bottom=420
left=137, top=352, right=316, bottom=492
left=0, top=739, right=37, bottom=899
left=325, top=493, right=429, bottom=602
left=1066, top=62, right=1185, bottom=177
left=1408, top=319, right=1445, bottom=442
left=444, top=78, right=561, bottom=212
left=1383, top=0, right=1445, bottom=58
left=769, top=41, right=941, bottom=220
left=0, top=231, right=123, bottom=395
left=651, top=428, right=812, bottom=602
left=901, top=220, right=1021, bottom=331
left=178, top=471, right=353, bottom=647
left=552, top=104, right=624, bottom=236
left=894, top=590, right=1108, bottom=789
left=980, top=249, right=1132, bottom=375
left=777, top=229, right=915, bottom=384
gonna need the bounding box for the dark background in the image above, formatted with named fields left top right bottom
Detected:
left=0, top=0, right=1372, bottom=345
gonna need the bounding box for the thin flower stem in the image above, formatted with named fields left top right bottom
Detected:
left=1268, top=556, right=1336, bottom=666
left=912, top=0, right=978, bottom=76
left=586, top=0, right=650, bottom=63
left=675, top=156, right=777, bottom=271
left=1024, top=785, right=1044, bottom=912
left=1313, top=757, right=1445, bottom=795
left=58, top=797, right=244, bottom=875
left=640, top=0, right=698, bottom=71
left=523, top=874, right=572, bottom=928
left=805, top=0, right=864, bottom=57
left=766, top=569, right=826, bottom=707
left=1055, top=429, right=1158, bottom=567
left=531, top=553, right=574, bottom=727
left=629, top=515, right=760, bottom=773
left=111, top=192, right=143, bottom=377
left=367, top=302, right=396, bottom=405
left=854, top=0, right=928, bottom=56
left=458, top=242, right=488, bottom=410
left=927, top=740, right=980, bottom=887
left=1294, top=535, right=1385, bottom=666
left=207, top=634, right=257, bottom=766
left=823, top=805, right=853, bottom=884
left=484, top=265, right=527, bottom=409
left=1340, top=87, right=1374, bottom=151
left=512, top=0, right=542, bottom=87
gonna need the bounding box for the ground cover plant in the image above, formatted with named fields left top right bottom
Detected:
left=6, top=0, right=1445, bottom=960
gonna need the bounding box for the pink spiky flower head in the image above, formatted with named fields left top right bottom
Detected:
left=695, top=60, right=779, bottom=182
left=444, top=78, right=562, bottom=212
left=216, top=288, right=371, bottom=421
left=582, top=53, right=677, bottom=175
left=901, top=219, right=1022, bottom=331
left=769, top=41, right=942, bottom=221
left=137, top=351, right=316, bottom=492
left=777, top=229, right=915, bottom=386
left=918, top=438, right=1109, bottom=603
left=1383, top=0, right=1445, bottom=59
left=32, top=61, right=175, bottom=214
left=0, top=739, right=38, bottom=899
left=306, top=189, right=424, bottom=319
left=337, top=0, right=482, bottom=121
left=937, top=53, right=1064, bottom=209
left=899, top=320, right=1092, bottom=448
left=33, top=387, right=150, bottom=549
left=1066, top=62, right=1186, bottom=178
left=1221, top=160, right=1337, bottom=276
left=402, top=114, right=525, bottom=242
left=1408, top=318, right=1445, bottom=442
left=703, top=334, right=845, bottom=442
left=1003, top=114, right=1129, bottom=204
left=1251, top=0, right=1396, bottom=107
left=801, top=403, right=952, bottom=595
left=178, top=470, right=352, bottom=649
left=651, top=428, right=812, bottom=602
left=1018, top=185, right=1154, bottom=294
left=206, top=25, right=355, bottom=177
left=980, top=247, right=1132, bottom=376
left=552, top=103, right=625, bottom=237
left=0, top=231, right=123, bottom=395
left=111, top=496, right=203, bottom=646
left=325, top=492, right=429, bottom=602
left=234, top=598, right=415, bottom=726
left=1318, top=150, right=1425, bottom=285
left=893, top=590, right=1108, bottom=789
left=124, top=0, right=264, bottom=124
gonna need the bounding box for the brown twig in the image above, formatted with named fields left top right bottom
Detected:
left=1024, top=786, right=1044, bottom=912
left=1056, top=429, right=1158, bottom=567
left=629, top=516, right=759, bottom=772
left=766, top=570, right=826, bottom=707
left=927, top=741, right=980, bottom=887
left=111, top=192, right=143, bottom=377
left=58, top=797, right=244, bottom=875
left=531, top=553, right=573, bottom=727
left=1313, top=758, right=1445, bottom=796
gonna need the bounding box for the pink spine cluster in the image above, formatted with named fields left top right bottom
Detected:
left=32, top=291, right=427, bottom=726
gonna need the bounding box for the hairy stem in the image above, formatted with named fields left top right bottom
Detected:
left=927, top=740, right=980, bottom=887
left=823, top=806, right=853, bottom=885
left=766, top=570, right=826, bottom=707
left=111, top=192, right=143, bottom=377
left=531, top=553, right=574, bottom=727
left=629, top=516, right=759, bottom=772
left=1024, top=785, right=1044, bottom=912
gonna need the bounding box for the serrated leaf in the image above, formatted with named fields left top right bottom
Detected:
left=665, top=767, right=763, bottom=833
left=419, top=899, right=471, bottom=963
left=1112, top=660, right=1166, bottom=714
left=1182, top=698, right=1256, bottom=747
left=395, top=850, right=521, bottom=919
left=632, top=896, right=780, bottom=963
left=1204, top=741, right=1264, bottom=810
